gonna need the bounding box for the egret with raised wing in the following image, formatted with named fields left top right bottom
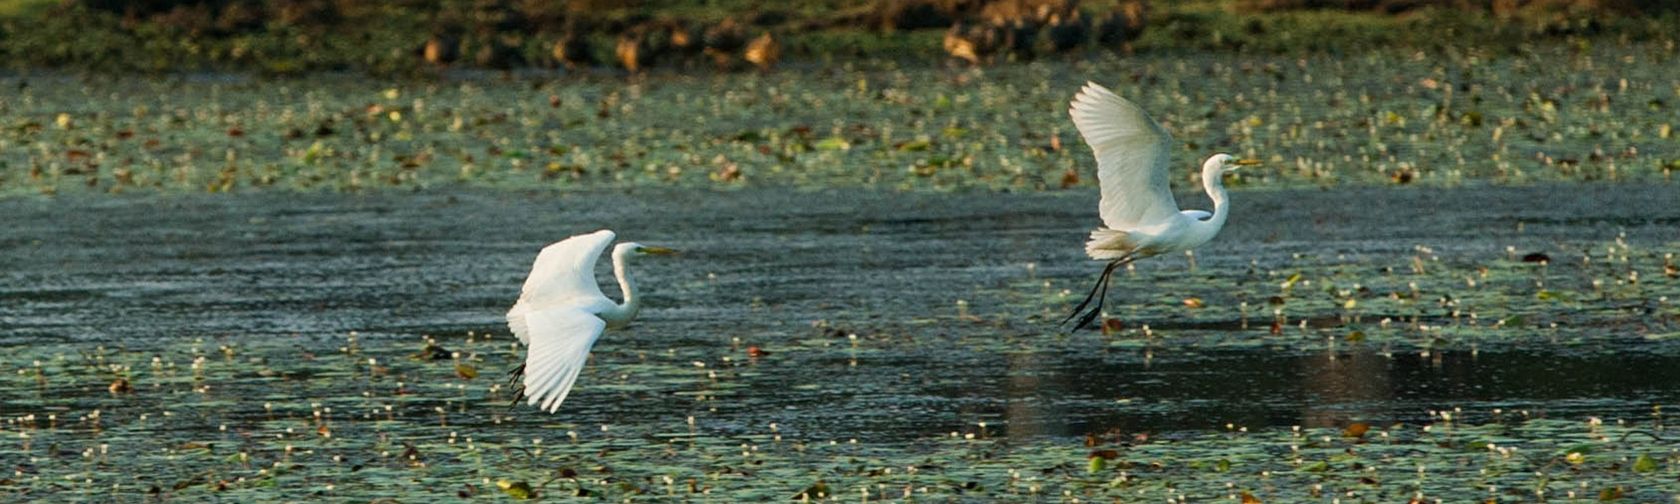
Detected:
left=1062, top=82, right=1259, bottom=330
left=506, top=230, right=676, bottom=413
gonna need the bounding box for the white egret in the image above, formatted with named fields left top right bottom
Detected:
left=506, top=229, right=676, bottom=413
left=1062, top=82, right=1259, bottom=330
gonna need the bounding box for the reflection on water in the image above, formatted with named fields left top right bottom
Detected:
left=984, top=346, right=1677, bottom=439
left=1302, top=348, right=1394, bottom=428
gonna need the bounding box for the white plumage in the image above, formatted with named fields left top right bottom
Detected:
left=1069, top=81, right=1181, bottom=232
left=506, top=229, right=674, bottom=413
left=1063, top=81, right=1258, bottom=329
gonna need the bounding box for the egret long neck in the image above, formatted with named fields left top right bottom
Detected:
left=1201, top=169, right=1232, bottom=231
left=600, top=248, right=639, bottom=325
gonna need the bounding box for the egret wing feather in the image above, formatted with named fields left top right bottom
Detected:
left=507, top=230, right=615, bottom=345
left=522, top=230, right=616, bottom=304
left=521, top=307, right=607, bottom=413
left=1069, top=82, right=1180, bottom=230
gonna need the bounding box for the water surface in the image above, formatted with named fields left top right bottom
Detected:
left=4, top=184, right=1677, bottom=442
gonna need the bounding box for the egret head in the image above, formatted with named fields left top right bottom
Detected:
left=616, top=242, right=678, bottom=257
left=1203, top=154, right=1261, bottom=176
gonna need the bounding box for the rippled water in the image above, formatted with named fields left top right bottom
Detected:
left=4, top=184, right=1678, bottom=444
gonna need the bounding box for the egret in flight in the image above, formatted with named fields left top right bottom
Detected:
left=506, top=230, right=676, bottom=412
left=1062, top=82, right=1258, bottom=330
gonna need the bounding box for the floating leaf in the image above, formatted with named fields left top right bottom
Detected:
left=1341, top=423, right=1369, bottom=438
left=1460, top=110, right=1483, bottom=127
left=412, top=342, right=450, bottom=361
left=1597, top=486, right=1623, bottom=501
left=794, top=481, right=830, bottom=500
left=1632, top=454, right=1657, bottom=473
left=814, top=136, right=850, bottom=151
left=894, top=139, right=931, bottom=152
left=497, top=480, right=534, bottom=499
left=1182, top=297, right=1205, bottom=308
left=455, top=363, right=478, bottom=380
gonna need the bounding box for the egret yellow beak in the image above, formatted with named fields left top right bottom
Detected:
left=639, top=246, right=678, bottom=256
left=1233, top=158, right=1262, bottom=166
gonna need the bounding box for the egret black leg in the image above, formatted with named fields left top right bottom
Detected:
left=1062, top=261, right=1112, bottom=326
left=1072, top=269, right=1114, bottom=330
left=506, top=363, right=526, bottom=408
left=1062, top=256, right=1133, bottom=331
left=1061, top=260, right=1115, bottom=326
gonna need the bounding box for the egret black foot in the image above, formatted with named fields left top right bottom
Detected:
left=506, top=363, right=526, bottom=408
left=1062, top=259, right=1123, bottom=331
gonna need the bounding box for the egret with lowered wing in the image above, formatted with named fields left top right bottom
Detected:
left=506, top=230, right=676, bottom=413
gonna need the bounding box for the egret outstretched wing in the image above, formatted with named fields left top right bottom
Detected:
left=521, top=230, right=616, bottom=305
left=521, top=307, right=607, bottom=413
left=1069, top=82, right=1180, bottom=230
left=508, top=230, right=615, bottom=345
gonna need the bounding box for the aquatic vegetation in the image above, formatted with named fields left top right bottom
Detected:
left=2, top=330, right=1676, bottom=501
left=0, top=6, right=1672, bottom=504
left=3, top=126, right=1677, bottom=499
left=2, top=0, right=1677, bottom=74
left=2, top=188, right=1679, bottom=499
left=1008, top=233, right=1680, bottom=353
left=2, top=38, right=1677, bottom=196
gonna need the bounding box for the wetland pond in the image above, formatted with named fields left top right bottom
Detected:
left=3, top=183, right=1680, bottom=500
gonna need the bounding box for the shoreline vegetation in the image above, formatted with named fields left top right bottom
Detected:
left=0, top=0, right=1676, bottom=75
left=1, top=0, right=1677, bottom=196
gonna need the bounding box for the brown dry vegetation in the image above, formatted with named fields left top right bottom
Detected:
left=0, top=0, right=1674, bottom=73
